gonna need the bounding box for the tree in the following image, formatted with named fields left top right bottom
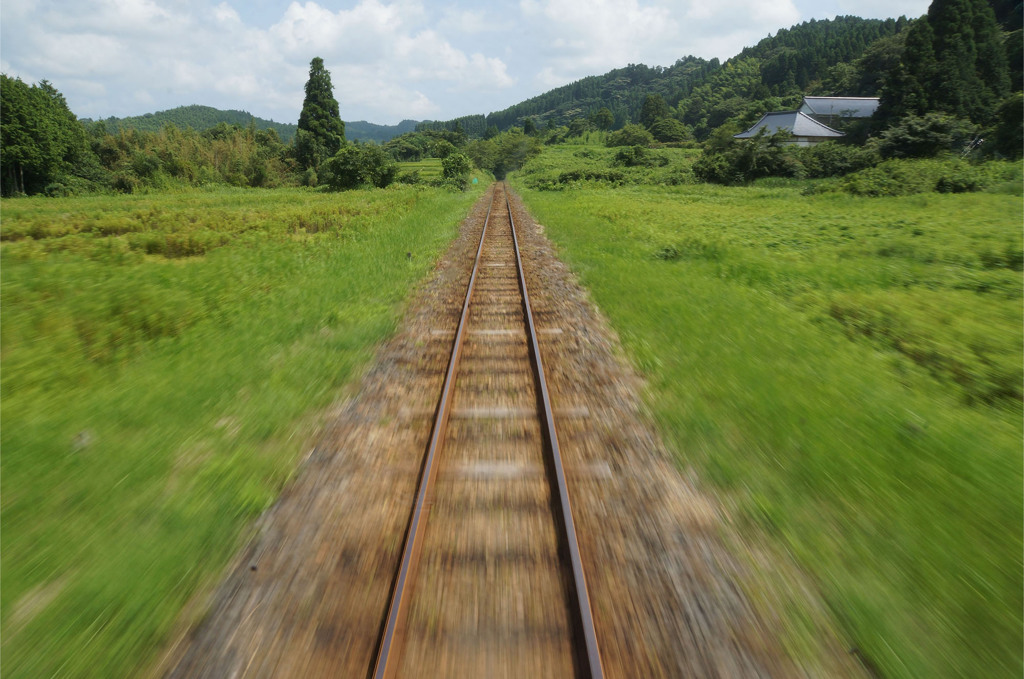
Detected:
left=1, top=75, right=97, bottom=195
left=649, top=118, right=691, bottom=143
left=295, top=57, right=345, bottom=170
left=879, top=1, right=1010, bottom=126
left=876, top=111, right=976, bottom=158
left=605, top=123, right=654, bottom=147
left=639, top=93, right=670, bottom=129
left=567, top=117, right=590, bottom=137
left=591, top=107, right=614, bottom=131
left=990, top=92, right=1023, bottom=158
left=321, top=143, right=396, bottom=190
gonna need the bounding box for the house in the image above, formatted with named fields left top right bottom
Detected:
left=733, top=110, right=844, bottom=146
left=799, top=96, right=880, bottom=127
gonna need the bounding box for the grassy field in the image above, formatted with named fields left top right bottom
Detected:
left=0, top=183, right=486, bottom=678
left=397, top=158, right=444, bottom=181
left=512, top=168, right=1022, bottom=678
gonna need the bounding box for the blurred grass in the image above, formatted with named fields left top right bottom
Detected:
left=0, top=183, right=486, bottom=678
left=512, top=177, right=1022, bottom=678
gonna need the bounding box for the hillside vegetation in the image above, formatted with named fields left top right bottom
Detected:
left=419, top=15, right=906, bottom=138
left=83, top=105, right=299, bottom=142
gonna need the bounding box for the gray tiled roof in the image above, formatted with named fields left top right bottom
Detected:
left=733, top=111, right=844, bottom=139
left=799, top=96, right=880, bottom=118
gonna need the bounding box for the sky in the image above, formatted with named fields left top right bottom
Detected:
left=0, top=0, right=932, bottom=126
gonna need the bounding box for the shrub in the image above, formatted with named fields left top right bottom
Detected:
left=694, top=130, right=802, bottom=184
left=322, top=144, right=397, bottom=190
left=606, top=124, right=654, bottom=147
left=112, top=171, right=140, bottom=194
left=44, top=182, right=70, bottom=198
left=797, top=142, right=878, bottom=178
left=649, top=118, right=691, bottom=143
left=441, top=152, right=471, bottom=188
left=826, top=158, right=1022, bottom=197
left=876, top=113, right=977, bottom=159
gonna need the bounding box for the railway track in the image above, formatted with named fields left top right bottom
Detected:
left=372, top=182, right=603, bottom=678
left=162, top=181, right=804, bottom=679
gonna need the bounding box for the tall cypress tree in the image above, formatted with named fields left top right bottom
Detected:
left=295, top=57, right=345, bottom=170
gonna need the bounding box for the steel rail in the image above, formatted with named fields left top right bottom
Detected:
left=506, top=186, right=604, bottom=679
left=371, top=187, right=496, bottom=679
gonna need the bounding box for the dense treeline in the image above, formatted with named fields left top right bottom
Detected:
left=877, top=0, right=1010, bottom=125
left=83, top=105, right=299, bottom=142
left=419, top=58, right=720, bottom=136
left=1, top=75, right=100, bottom=195
left=89, top=122, right=294, bottom=192
left=737, top=16, right=907, bottom=93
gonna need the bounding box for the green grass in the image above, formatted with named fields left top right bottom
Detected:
left=0, top=183, right=486, bottom=678
left=511, top=175, right=1023, bottom=678
left=397, top=158, right=444, bottom=180
left=515, top=144, right=700, bottom=190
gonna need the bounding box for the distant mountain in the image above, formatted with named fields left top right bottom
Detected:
left=84, top=105, right=421, bottom=144
left=345, top=119, right=421, bottom=143
left=83, top=105, right=299, bottom=142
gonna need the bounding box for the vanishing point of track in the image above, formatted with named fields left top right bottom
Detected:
left=371, top=182, right=603, bottom=678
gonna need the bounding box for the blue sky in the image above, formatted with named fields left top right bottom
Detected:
left=0, top=0, right=932, bottom=125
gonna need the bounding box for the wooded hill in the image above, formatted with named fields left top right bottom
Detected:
left=419, top=11, right=1020, bottom=140
left=85, top=105, right=421, bottom=144
left=418, top=16, right=906, bottom=137
left=82, top=105, right=298, bottom=142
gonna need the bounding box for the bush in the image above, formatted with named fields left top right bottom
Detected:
left=612, top=146, right=670, bottom=168
left=877, top=113, right=977, bottom=159
left=441, top=153, right=471, bottom=189
left=112, top=171, right=140, bottom=194
left=649, top=118, right=691, bottom=143
left=321, top=144, right=397, bottom=190
left=797, top=142, right=878, bottom=178
left=825, top=158, right=1022, bottom=197
left=606, top=124, right=654, bottom=148
left=694, top=130, right=802, bottom=184
left=44, top=182, right=70, bottom=198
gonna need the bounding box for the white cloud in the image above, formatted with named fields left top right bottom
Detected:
left=521, top=0, right=677, bottom=69
left=213, top=2, right=241, bottom=24
left=437, top=8, right=493, bottom=35
left=518, top=0, right=805, bottom=93
left=833, top=0, right=929, bottom=18
left=0, top=0, right=518, bottom=123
